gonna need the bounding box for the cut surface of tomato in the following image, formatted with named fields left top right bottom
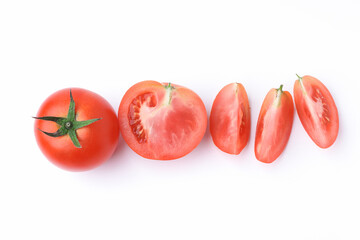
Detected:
left=210, top=83, right=250, bottom=155
left=293, top=75, right=339, bottom=148
left=255, top=85, right=294, bottom=163
left=118, top=81, right=207, bottom=160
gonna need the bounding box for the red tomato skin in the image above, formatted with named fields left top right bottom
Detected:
left=254, top=88, right=294, bottom=163
left=293, top=75, right=339, bottom=148
left=34, top=88, right=119, bottom=171
left=118, top=81, right=207, bottom=160
left=210, top=83, right=251, bottom=155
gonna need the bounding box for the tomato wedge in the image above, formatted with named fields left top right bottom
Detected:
left=210, top=83, right=250, bottom=154
left=118, top=81, right=207, bottom=160
left=255, top=85, right=294, bottom=163
left=293, top=75, right=339, bottom=148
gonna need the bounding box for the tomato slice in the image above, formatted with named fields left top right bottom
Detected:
left=210, top=83, right=250, bottom=154
left=118, top=81, right=207, bottom=160
left=255, top=85, right=294, bottom=163
left=293, top=75, right=339, bottom=148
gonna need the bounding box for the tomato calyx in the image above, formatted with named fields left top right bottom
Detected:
left=34, top=89, right=101, bottom=148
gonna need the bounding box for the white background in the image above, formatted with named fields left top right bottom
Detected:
left=1, top=0, right=360, bottom=239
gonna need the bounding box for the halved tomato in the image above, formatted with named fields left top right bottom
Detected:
left=118, top=81, right=207, bottom=160
left=293, top=75, right=339, bottom=148
left=210, top=83, right=250, bottom=154
left=255, top=85, right=294, bottom=163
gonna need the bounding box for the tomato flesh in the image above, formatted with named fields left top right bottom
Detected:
left=255, top=86, right=294, bottom=163
left=119, top=81, right=207, bottom=160
left=293, top=75, right=339, bottom=148
left=210, top=83, right=250, bottom=154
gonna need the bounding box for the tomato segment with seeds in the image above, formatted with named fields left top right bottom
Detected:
left=210, top=83, right=251, bottom=155
left=293, top=75, right=339, bottom=148
left=118, top=81, right=207, bottom=160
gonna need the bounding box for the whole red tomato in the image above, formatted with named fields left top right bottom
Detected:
left=34, top=88, right=119, bottom=171
left=293, top=75, right=339, bottom=148
left=118, top=81, right=207, bottom=160
left=255, top=85, right=294, bottom=163
left=210, top=83, right=251, bottom=155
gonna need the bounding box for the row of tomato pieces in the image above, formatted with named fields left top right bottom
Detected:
left=34, top=75, right=338, bottom=171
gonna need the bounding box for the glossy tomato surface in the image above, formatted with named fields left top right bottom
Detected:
left=294, top=75, right=339, bottom=148
left=34, top=88, right=119, bottom=171
left=255, top=86, right=294, bottom=163
left=210, top=83, right=250, bottom=154
left=118, top=81, right=207, bottom=160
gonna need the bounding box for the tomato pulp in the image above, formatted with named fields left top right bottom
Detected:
left=294, top=75, right=339, bottom=148
left=210, top=83, right=250, bottom=154
left=34, top=88, right=119, bottom=171
left=255, top=85, right=294, bottom=163
left=118, top=81, right=207, bottom=160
